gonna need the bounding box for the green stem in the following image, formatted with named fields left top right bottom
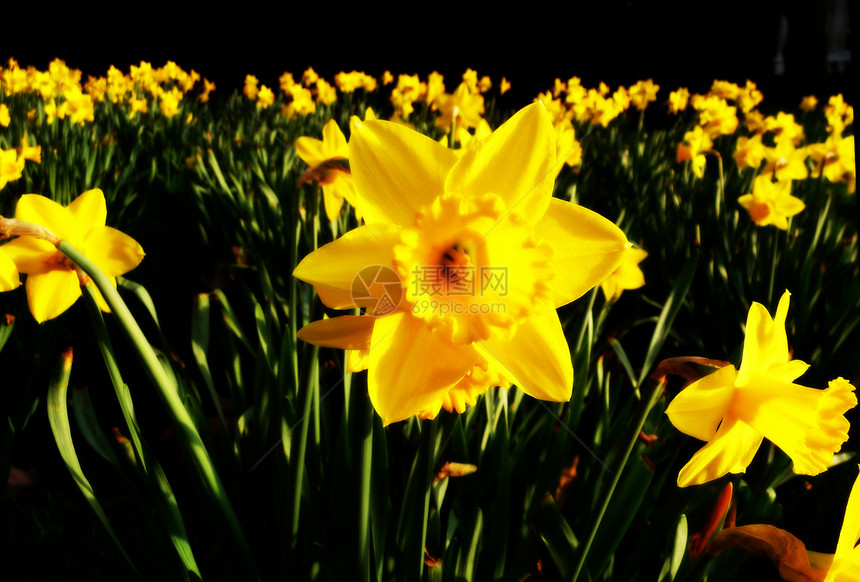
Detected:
left=358, top=386, right=374, bottom=582
left=80, top=283, right=147, bottom=472
left=573, top=287, right=599, bottom=352
left=768, top=226, right=779, bottom=305
left=291, top=344, right=319, bottom=548
left=57, top=240, right=257, bottom=577
left=419, top=419, right=438, bottom=579
left=569, top=377, right=663, bottom=582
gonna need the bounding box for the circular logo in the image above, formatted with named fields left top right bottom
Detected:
left=351, top=265, right=403, bottom=316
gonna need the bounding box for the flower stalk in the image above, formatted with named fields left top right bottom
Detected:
left=55, top=239, right=257, bottom=576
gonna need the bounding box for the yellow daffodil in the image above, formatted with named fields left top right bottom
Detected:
left=282, top=85, right=315, bottom=118
left=808, top=133, right=856, bottom=194
left=733, top=134, right=766, bottom=172
left=0, top=189, right=145, bottom=322
left=825, top=94, right=853, bottom=136
left=390, top=74, right=427, bottom=120
left=553, top=118, right=582, bottom=171
left=761, top=138, right=809, bottom=181
left=764, top=112, right=805, bottom=145
left=335, top=71, right=377, bottom=94
left=0, top=103, right=9, bottom=127
left=677, top=125, right=713, bottom=178
left=302, top=67, right=319, bottom=87
left=128, top=95, right=148, bottom=119
left=433, top=82, right=485, bottom=131
left=243, top=75, right=258, bottom=100
left=710, top=80, right=740, bottom=100
left=293, top=103, right=629, bottom=424
left=743, top=110, right=766, bottom=133
left=295, top=119, right=361, bottom=222
left=314, top=79, right=337, bottom=106
left=738, top=175, right=805, bottom=229
left=599, top=246, right=647, bottom=302
left=628, top=79, right=659, bottom=110
left=199, top=78, right=215, bottom=103
left=16, top=134, right=41, bottom=164
left=736, top=81, right=764, bottom=113
left=256, top=85, right=275, bottom=108
left=800, top=95, right=818, bottom=112
left=1, top=148, right=25, bottom=191
left=159, top=87, right=182, bottom=118
left=667, top=88, right=690, bottom=114
left=665, top=291, right=856, bottom=487
left=693, top=95, right=738, bottom=138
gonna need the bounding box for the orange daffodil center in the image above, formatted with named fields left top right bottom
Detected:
left=293, top=103, right=630, bottom=425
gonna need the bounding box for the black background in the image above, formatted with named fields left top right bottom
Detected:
left=2, top=1, right=854, bottom=112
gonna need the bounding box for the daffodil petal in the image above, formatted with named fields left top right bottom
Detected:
left=349, top=118, right=457, bottom=226
left=26, top=269, right=81, bottom=323
left=833, top=466, right=860, bottom=570
left=321, top=186, right=344, bottom=222
left=534, top=197, right=630, bottom=307
left=665, top=365, right=739, bottom=442
left=297, top=315, right=375, bottom=350
left=677, top=417, right=764, bottom=487
left=15, top=194, right=76, bottom=241
left=83, top=227, right=145, bottom=277
left=320, top=118, right=348, bottom=158
left=0, top=236, right=57, bottom=274
left=447, top=102, right=557, bottom=223
left=293, top=223, right=400, bottom=310
left=738, top=291, right=792, bottom=385
left=774, top=193, right=805, bottom=218
left=88, top=277, right=117, bottom=313
left=68, top=189, right=107, bottom=233
left=474, top=307, right=573, bottom=402
left=0, top=250, right=20, bottom=291
left=367, top=311, right=480, bottom=425
left=295, top=136, right=327, bottom=168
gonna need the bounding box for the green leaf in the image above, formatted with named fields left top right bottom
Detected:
left=539, top=494, right=579, bottom=580
left=46, top=348, right=139, bottom=575
left=637, top=254, right=698, bottom=388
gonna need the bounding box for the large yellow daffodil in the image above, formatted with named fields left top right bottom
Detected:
left=293, top=103, right=629, bottom=425
left=666, top=291, right=856, bottom=487
left=0, top=189, right=145, bottom=322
